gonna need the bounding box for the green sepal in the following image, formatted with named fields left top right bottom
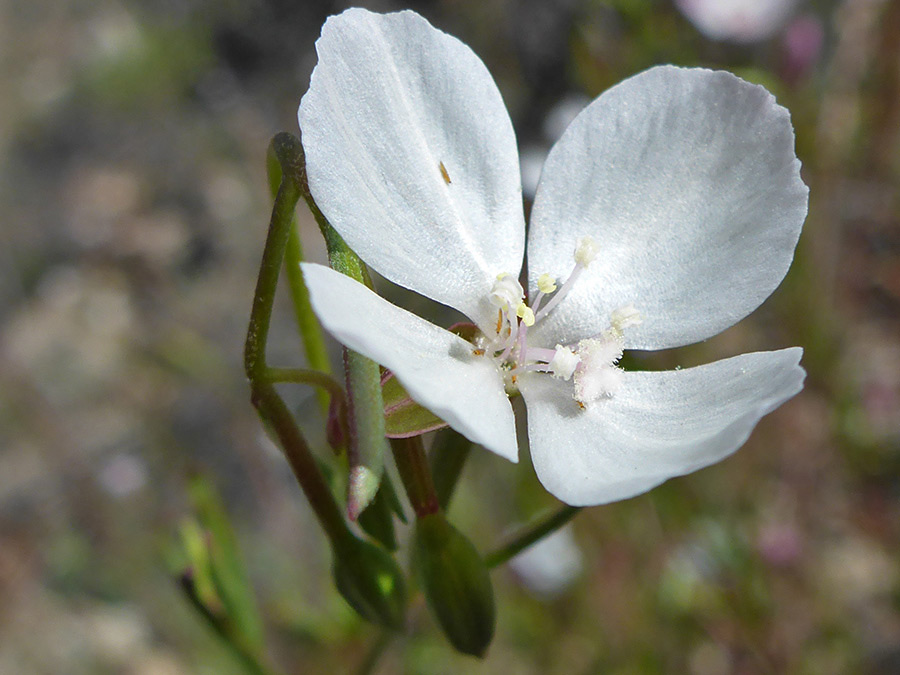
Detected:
left=331, top=535, right=407, bottom=630
left=413, top=513, right=495, bottom=657
left=429, top=428, right=473, bottom=510
left=382, top=371, right=448, bottom=438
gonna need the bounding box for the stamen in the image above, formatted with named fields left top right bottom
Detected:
left=548, top=345, right=580, bottom=380
left=516, top=303, right=535, bottom=327
left=537, top=273, right=557, bottom=294
left=574, top=236, right=599, bottom=266
left=507, top=362, right=556, bottom=378
left=490, top=273, right=524, bottom=311
left=497, top=306, right=519, bottom=361
left=533, top=237, right=599, bottom=323
left=534, top=263, right=583, bottom=322
left=610, top=304, right=641, bottom=332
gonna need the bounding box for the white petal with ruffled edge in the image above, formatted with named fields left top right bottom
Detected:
left=299, top=8, right=525, bottom=331
left=527, top=67, right=807, bottom=351
left=519, top=348, right=805, bottom=506
left=301, top=263, right=518, bottom=462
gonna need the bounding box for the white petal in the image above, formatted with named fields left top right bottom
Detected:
left=301, top=263, right=518, bottom=462
left=299, top=9, right=525, bottom=330
left=528, top=66, right=808, bottom=350
left=519, top=348, right=805, bottom=506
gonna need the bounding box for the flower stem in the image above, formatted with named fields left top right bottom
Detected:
left=428, top=429, right=472, bottom=511
left=245, top=133, right=352, bottom=548
left=179, top=571, right=285, bottom=675
left=263, top=367, right=345, bottom=402
left=355, top=629, right=394, bottom=675
left=390, top=436, right=440, bottom=518
left=293, top=129, right=388, bottom=518
left=265, top=138, right=333, bottom=414
left=287, top=225, right=333, bottom=411
left=484, top=505, right=581, bottom=569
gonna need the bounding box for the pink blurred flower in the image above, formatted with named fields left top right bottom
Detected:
left=676, top=0, right=799, bottom=43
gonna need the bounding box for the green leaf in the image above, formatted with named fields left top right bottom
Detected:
left=177, top=518, right=220, bottom=612
left=382, top=371, right=448, bottom=438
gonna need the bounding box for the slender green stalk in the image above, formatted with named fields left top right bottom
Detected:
left=355, top=630, right=394, bottom=675
left=428, top=429, right=472, bottom=510
left=265, top=138, right=332, bottom=416
left=179, top=572, right=285, bottom=675
left=484, top=505, right=581, bottom=569
left=390, top=436, right=440, bottom=518
left=253, top=384, right=352, bottom=544
left=285, top=224, right=332, bottom=412
left=293, top=130, right=387, bottom=518
left=245, top=132, right=352, bottom=547
left=263, top=367, right=344, bottom=402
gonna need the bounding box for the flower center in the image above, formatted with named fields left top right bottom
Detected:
left=476, top=236, right=640, bottom=408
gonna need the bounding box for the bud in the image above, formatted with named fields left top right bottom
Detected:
left=332, top=535, right=406, bottom=629
left=413, top=513, right=495, bottom=657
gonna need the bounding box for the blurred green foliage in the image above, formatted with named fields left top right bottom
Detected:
left=2, top=0, right=899, bottom=673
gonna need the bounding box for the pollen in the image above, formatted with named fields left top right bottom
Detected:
left=537, top=273, right=557, bottom=294
left=548, top=345, right=580, bottom=380
left=574, top=235, right=600, bottom=266
left=610, top=304, right=641, bottom=332
left=516, top=302, right=535, bottom=326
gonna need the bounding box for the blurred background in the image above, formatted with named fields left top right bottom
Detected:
left=1, top=0, right=899, bottom=673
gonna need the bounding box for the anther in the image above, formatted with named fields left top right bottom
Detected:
left=574, top=236, right=599, bottom=266
left=537, top=274, right=557, bottom=294
left=516, top=302, right=535, bottom=327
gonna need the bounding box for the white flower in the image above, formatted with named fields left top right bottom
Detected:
left=297, top=8, right=808, bottom=506
left=676, top=0, right=798, bottom=44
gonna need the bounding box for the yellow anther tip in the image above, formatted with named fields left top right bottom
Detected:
left=516, top=302, right=536, bottom=327
left=537, top=273, right=557, bottom=294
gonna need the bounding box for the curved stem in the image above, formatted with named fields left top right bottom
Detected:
left=390, top=436, right=440, bottom=518
left=285, top=224, right=333, bottom=412
left=266, top=136, right=333, bottom=414
left=484, top=505, right=581, bottom=569
left=245, top=133, right=352, bottom=547
left=428, top=429, right=472, bottom=511
left=264, top=367, right=344, bottom=401
left=251, top=383, right=351, bottom=545
left=355, top=630, right=394, bottom=675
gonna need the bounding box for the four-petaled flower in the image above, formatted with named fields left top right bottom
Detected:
left=299, top=8, right=808, bottom=506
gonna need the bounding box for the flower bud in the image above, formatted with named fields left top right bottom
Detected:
left=413, top=513, right=495, bottom=657
left=332, top=536, right=406, bottom=629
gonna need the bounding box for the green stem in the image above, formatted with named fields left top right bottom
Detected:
left=355, top=630, right=394, bottom=675
left=264, top=367, right=344, bottom=402
left=428, top=429, right=472, bottom=511
left=390, top=436, right=440, bottom=518
left=252, top=383, right=350, bottom=544
left=245, top=132, right=351, bottom=547
left=179, top=573, right=285, bottom=675
left=484, top=505, right=581, bottom=569
left=285, top=224, right=332, bottom=412
left=293, top=129, right=387, bottom=519
left=266, top=137, right=332, bottom=416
